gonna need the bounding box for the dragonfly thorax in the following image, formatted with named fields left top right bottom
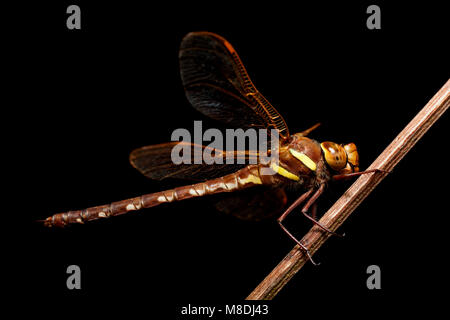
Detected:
left=268, top=136, right=324, bottom=183
left=269, top=136, right=360, bottom=183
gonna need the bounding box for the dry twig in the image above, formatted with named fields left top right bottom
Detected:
left=247, top=79, right=450, bottom=300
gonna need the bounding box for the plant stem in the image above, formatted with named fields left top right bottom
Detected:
left=246, top=79, right=450, bottom=300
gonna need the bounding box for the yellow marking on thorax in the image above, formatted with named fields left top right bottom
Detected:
left=289, top=149, right=317, bottom=171
left=270, top=162, right=300, bottom=181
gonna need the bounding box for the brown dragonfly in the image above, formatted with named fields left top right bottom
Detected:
left=41, top=32, right=382, bottom=264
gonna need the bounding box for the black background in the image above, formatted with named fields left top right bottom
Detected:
left=5, top=1, right=449, bottom=318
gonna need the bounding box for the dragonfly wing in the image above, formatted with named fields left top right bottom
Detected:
left=179, top=32, right=290, bottom=141
left=214, top=187, right=287, bottom=221
left=129, top=141, right=260, bottom=181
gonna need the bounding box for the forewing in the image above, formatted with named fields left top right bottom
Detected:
left=129, top=142, right=260, bottom=181
left=179, top=32, right=290, bottom=140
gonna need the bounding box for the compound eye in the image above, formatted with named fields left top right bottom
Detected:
left=344, top=143, right=359, bottom=167
left=320, top=142, right=347, bottom=171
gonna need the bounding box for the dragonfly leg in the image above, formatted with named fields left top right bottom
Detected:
left=333, top=168, right=390, bottom=181
left=311, top=202, right=318, bottom=220
left=277, top=188, right=314, bottom=223
left=301, top=184, right=345, bottom=238
left=277, top=188, right=319, bottom=265
left=278, top=221, right=320, bottom=266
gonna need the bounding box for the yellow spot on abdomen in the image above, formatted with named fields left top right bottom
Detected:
left=289, top=149, right=317, bottom=171
left=238, top=174, right=262, bottom=185
left=126, top=204, right=136, bottom=211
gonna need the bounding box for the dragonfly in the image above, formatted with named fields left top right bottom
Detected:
left=41, top=31, right=383, bottom=264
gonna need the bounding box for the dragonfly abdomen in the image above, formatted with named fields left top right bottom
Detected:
left=43, top=165, right=266, bottom=227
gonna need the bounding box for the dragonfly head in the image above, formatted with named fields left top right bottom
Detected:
left=320, top=142, right=359, bottom=174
